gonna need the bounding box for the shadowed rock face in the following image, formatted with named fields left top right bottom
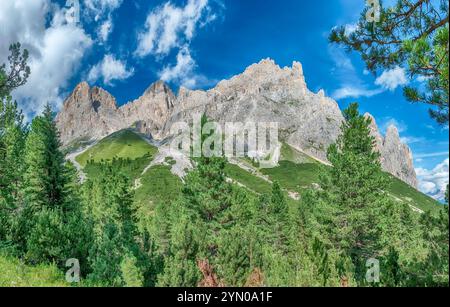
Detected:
left=55, top=58, right=418, bottom=188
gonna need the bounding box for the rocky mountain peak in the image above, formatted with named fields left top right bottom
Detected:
left=144, top=80, right=175, bottom=98
left=56, top=59, right=418, bottom=188
left=386, top=125, right=400, bottom=139
left=90, top=86, right=117, bottom=111
left=364, top=114, right=417, bottom=187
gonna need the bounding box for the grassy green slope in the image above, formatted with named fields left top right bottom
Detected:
left=387, top=175, right=443, bottom=214
left=75, top=130, right=157, bottom=167
left=72, top=130, right=182, bottom=210
left=227, top=143, right=442, bottom=214
left=0, top=255, right=68, bottom=287
left=74, top=133, right=442, bottom=215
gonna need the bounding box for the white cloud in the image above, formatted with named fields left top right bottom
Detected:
left=400, top=136, right=426, bottom=145
left=84, top=0, right=123, bottom=43
left=88, top=54, right=134, bottom=86
left=135, top=0, right=221, bottom=89
left=332, top=86, right=383, bottom=100
left=329, top=46, right=384, bottom=100
left=84, top=0, right=123, bottom=21
left=415, top=152, right=450, bottom=159
left=0, top=0, right=93, bottom=117
left=375, top=66, right=408, bottom=91
left=135, top=0, right=213, bottom=57
left=158, top=46, right=214, bottom=89
left=417, top=75, right=432, bottom=83
left=344, top=23, right=358, bottom=36
left=416, top=158, right=449, bottom=201
left=98, top=17, right=113, bottom=43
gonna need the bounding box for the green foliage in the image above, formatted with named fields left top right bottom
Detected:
left=1, top=85, right=447, bottom=288
left=0, top=96, right=26, bottom=242
left=0, top=254, right=68, bottom=287
left=330, top=0, right=449, bottom=124
left=261, top=161, right=320, bottom=193
left=84, top=154, right=153, bottom=180
left=305, top=103, right=394, bottom=284
left=0, top=44, right=29, bottom=243
left=82, top=163, right=145, bottom=286
left=23, top=105, right=66, bottom=210
left=12, top=105, right=90, bottom=268
left=120, top=254, right=144, bottom=287
left=134, top=165, right=183, bottom=208
left=225, top=163, right=272, bottom=194
left=0, top=43, right=30, bottom=97
left=157, top=212, right=201, bottom=287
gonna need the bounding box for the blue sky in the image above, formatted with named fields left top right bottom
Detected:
left=0, top=0, right=448, bottom=199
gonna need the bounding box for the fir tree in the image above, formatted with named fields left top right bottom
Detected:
left=83, top=163, right=146, bottom=286
left=0, top=96, right=27, bottom=242
left=17, top=104, right=89, bottom=266
left=313, top=103, right=390, bottom=283
left=0, top=43, right=30, bottom=244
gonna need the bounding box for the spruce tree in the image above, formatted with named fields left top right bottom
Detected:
left=0, top=44, right=30, bottom=244
left=83, top=163, right=146, bottom=286
left=0, top=96, right=27, bottom=242
left=17, top=104, right=89, bottom=266
left=314, top=103, right=389, bottom=283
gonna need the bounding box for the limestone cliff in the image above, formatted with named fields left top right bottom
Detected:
left=55, top=59, right=418, bottom=188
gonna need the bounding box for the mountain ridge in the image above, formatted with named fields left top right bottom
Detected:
left=55, top=58, right=418, bottom=188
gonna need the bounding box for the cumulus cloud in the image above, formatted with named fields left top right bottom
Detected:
left=0, top=0, right=92, bottom=117
left=416, top=158, right=449, bottom=201
left=88, top=54, right=134, bottom=86
left=135, top=0, right=221, bottom=89
left=158, top=46, right=214, bottom=89
left=84, top=0, right=123, bottom=21
left=135, top=0, right=213, bottom=57
left=375, top=66, right=408, bottom=91
left=84, top=0, right=123, bottom=43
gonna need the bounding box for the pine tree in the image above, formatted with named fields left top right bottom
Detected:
left=416, top=206, right=449, bottom=286
left=0, top=43, right=29, bottom=244
left=0, top=43, right=30, bottom=98
left=313, top=103, right=390, bottom=283
left=269, top=182, right=290, bottom=251
left=157, top=211, right=201, bottom=287
left=216, top=225, right=258, bottom=286
left=22, top=105, right=66, bottom=210
left=0, top=96, right=27, bottom=242
left=330, top=0, right=449, bottom=124
left=83, top=163, right=146, bottom=286
left=16, top=104, right=89, bottom=266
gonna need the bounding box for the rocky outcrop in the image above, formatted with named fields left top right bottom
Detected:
left=55, top=58, right=418, bottom=188
left=365, top=114, right=418, bottom=188
left=55, top=82, right=122, bottom=144
left=120, top=80, right=177, bottom=139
